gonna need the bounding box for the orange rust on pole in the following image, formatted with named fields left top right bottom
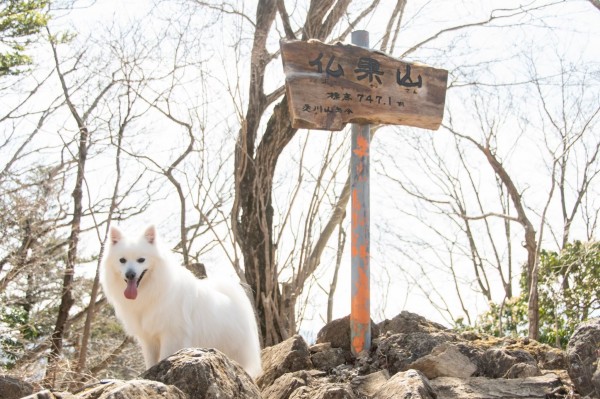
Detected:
left=350, top=30, right=371, bottom=356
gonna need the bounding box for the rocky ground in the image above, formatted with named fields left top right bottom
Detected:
left=5, top=312, right=600, bottom=398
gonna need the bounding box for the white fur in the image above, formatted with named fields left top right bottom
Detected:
left=99, top=225, right=262, bottom=377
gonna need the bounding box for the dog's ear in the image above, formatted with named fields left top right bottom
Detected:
left=109, top=226, right=123, bottom=245
left=144, top=225, right=157, bottom=245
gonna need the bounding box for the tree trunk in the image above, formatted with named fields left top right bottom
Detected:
left=236, top=97, right=297, bottom=346
left=481, top=146, right=539, bottom=340
left=231, top=0, right=369, bottom=347
left=45, top=29, right=91, bottom=384
left=46, top=124, right=87, bottom=383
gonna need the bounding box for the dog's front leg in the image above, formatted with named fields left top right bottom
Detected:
left=140, top=337, right=160, bottom=369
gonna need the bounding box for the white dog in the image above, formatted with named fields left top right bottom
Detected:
left=99, top=225, right=262, bottom=377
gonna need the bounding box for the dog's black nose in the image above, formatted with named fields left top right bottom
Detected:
left=125, top=270, right=136, bottom=281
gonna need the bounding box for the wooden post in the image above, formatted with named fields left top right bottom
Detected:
left=350, top=30, right=370, bottom=356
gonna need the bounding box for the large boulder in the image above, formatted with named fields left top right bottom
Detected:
left=257, top=335, right=313, bottom=389
left=142, top=347, right=261, bottom=399
left=378, top=311, right=447, bottom=335
left=316, top=315, right=380, bottom=352
left=567, top=318, right=600, bottom=397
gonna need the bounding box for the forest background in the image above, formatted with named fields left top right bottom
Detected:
left=0, top=0, right=599, bottom=389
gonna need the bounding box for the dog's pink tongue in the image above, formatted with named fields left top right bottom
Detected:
left=124, top=279, right=138, bottom=300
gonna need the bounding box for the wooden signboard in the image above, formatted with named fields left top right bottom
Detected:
left=280, top=39, right=448, bottom=131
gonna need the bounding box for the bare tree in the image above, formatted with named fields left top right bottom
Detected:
left=44, top=25, right=122, bottom=384
left=225, top=0, right=386, bottom=346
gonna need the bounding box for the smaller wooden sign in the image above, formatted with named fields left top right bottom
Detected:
left=281, top=40, right=448, bottom=131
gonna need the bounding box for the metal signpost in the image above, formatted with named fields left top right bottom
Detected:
left=281, top=31, right=448, bottom=355
left=349, top=30, right=371, bottom=356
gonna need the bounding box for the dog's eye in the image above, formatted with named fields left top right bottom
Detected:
left=119, top=258, right=126, bottom=264
left=137, top=258, right=145, bottom=263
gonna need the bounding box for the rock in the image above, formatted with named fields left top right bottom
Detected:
left=311, top=347, right=348, bottom=371
left=408, top=342, right=477, bottom=379
left=431, top=373, right=562, bottom=399
left=262, top=370, right=315, bottom=399
left=503, top=362, right=542, bottom=379
left=350, top=370, right=390, bottom=397
left=0, top=374, right=34, bottom=399
left=481, top=347, right=539, bottom=378
left=15, top=312, right=576, bottom=399
left=502, top=338, right=567, bottom=370
left=75, top=379, right=186, bottom=399
left=21, top=391, right=76, bottom=399
left=378, top=311, right=447, bottom=335
left=373, top=369, right=436, bottom=399
left=567, top=318, right=600, bottom=397
left=260, top=369, right=358, bottom=399
left=592, top=362, right=600, bottom=396
left=257, top=335, right=313, bottom=389
left=142, top=347, right=261, bottom=399
left=536, top=347, right=566, bottom=370
left=310, top=342, right=332, bottom=353
left=375, top=332, right=456, bottom=375
left=289, top=383, right=356, bottom=399
left=316, top=315, right=380, bottom=352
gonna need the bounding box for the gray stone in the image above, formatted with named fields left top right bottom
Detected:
left=142, top=347, right=261, bottom=399
left=75, top=379, right=186, bottom=399
left=0, top=375, right=34, bottom=399
left=350, top=370, right=390, bottom=398
left=316, top=315, right=380, bottom=352
left=567, top=318, right=600, bottom=397
left=257, top=335, right=313, bottom=389
left=289, top=383, right=356, bottom=399
left=431, top=373, right=562, bottom=399
left=481, top=347, right=538, bottom=378
left=378, top=311, right=447, bottom=335
left=537, top=347, right=566, bottom=370
left=262, top=370, right=315, bottom=399
left=311, top=347, right=348, bottom=371
left=503, top=362, right=542, bottom=379
left=373, top=369, right=436, bottom=399
left=375, top=332, right=456, bottom=375
left=21, top=390, right=76, bottom=399
left=408, top=342, right=477, bottom=379
left=310, top=342, right=332, bottom=353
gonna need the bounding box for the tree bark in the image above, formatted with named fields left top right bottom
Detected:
left=480, top=146, right=539, bottom=340
left=232, top=0, right=375, bottom=346
left=45, top=27, right=115, bottom=383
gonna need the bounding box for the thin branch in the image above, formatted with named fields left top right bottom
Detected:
left=401, top=1, right=565, bottom=58
left=459, top=212, right=521, bottom=223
